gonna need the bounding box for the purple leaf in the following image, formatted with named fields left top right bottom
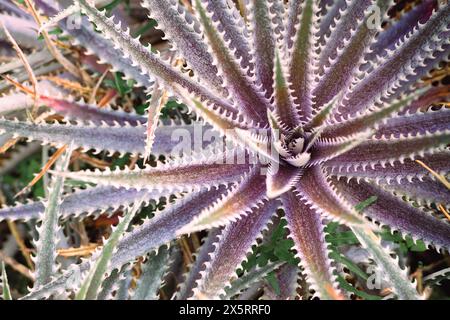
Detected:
left=176, top=229, right=222, bottom=300
left=313, top=0, right=392, bottom=109
left=193, top=0, right=271, bottom=125
left=0, top=13, right=42, bottom=49
left=142, top=0, right=224, bottom=93
left=58, top=153, right=251, bottom=193
left=192, top=199, right=279, bottom=299
left=380, top=176, right=450, bottom=208
left=248, top=0, right=283, bottom=99
left=324, top=130, right=450, bottom=167
left=178, top=169, right=268, bottom=233
left=296, top=165, right=364, bottom=225
left=375, top=107, right=450, bottom=138
left=262, top=264, right=299, bottom=300
left=287, top=0, right=319, bottom=121
left=77, top=0, right=241, bottom=118
left=282, top=190, right=343, bottom=300
left=110, top=186, right=230, bottom=269
left=0, top=117, right=146, bottom=155
left=34, top=0, right=153, bottom=88
left=324, top=150, right=450, bottom=184
left=0, top=186, right=163, bottom=222
left=39, top=96, right=146, bottom=126
left=203, top=0, right=254, bottom=72
left=340, top=5, right=450, bottom=118
left=320, top=92, right=420, bottom=139
left=266, top=164, right=302, bottom=199
left=272, top=50, right=301, bottom=129
left=367, top=0, right=438, bottom=62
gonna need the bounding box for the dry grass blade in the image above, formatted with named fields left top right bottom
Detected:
left=57, top=243, right=99, bottom=257
left=180, top=0, right=193, bottom=13
left=0, top=137, right=20, bottom=154
left=1, top=74, right=35, bottom=95
left=98, top=89, right=117, bottom=107
left=71, top=150, right=110, bottom=169
left=178, top=237, right=194, bottom=264
left=39, top=76, right=93, bottom=96
left=0, top=251, right=34, bottom=281
left=89, top=68, right=110, bottom=104
left=14, top=145, right=68, bottom=198
left=0, top=22, right=38, bottom=114
left=0, top=191, right=34, bottom=270
left=438, top=204, right=450, bottom=222
left=6, top=221, right=34, bottom=270
left=23, top=0, right=81, bottom=80
left=415, top=160, right=450, bottom=189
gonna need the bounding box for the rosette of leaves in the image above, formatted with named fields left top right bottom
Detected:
left=0, top=0, right=449, bottom=300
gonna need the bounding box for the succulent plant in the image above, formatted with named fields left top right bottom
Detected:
left=0, top=0, right=449, bottom=300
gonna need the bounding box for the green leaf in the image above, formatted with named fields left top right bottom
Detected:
left=336, top=275, right=381, bottom=300
left=329, top=249, right=368, bottom=281
left=111, top=154, right=130, bottom=168
left=325, top=221, right=339, bottom=234
left=241, top=219, right=298, bottom=274
left=355, top=196, right=377, bottom=212
left=135, top=103, right=149, bottom=115
left=100, top=0, right=123, bottom=11
left=133, top=20, right=157, bottom=37
left=37, top=28, right=64, bottom=40
left=1, top=262, right=12, bottom=300
left=326, top=231, right=359, bottom=246
left=4, top=154, right=45, bottom=199
left=265, top=272, right=281, bottom=296
left=224, top=262, right=283, bottom=299
left=113, top=72, right=133, bottom=97
left=410, top=240, right=427, bottom=252
left=379, top=230, right=428, bottom=255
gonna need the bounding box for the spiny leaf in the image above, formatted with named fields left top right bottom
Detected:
left=351, top=226, right=422, bottom=300
left=177, top=170, right=267, bottom=234
left=0, top=117, right=146, bottom=156
left=423, top=267, right=450, bottom=288
left=193, top=0, right=270, bottom=125
left=282, top=190, right=343, bottom=300
left=76, top=0, right=239, bottom=117
left=141, top=0, right=224, bottom=93
left=96, top=268, right=121, bottom=300
left=272, top=49, right=300, bottom=129
left=192, top=200, right=279, bottom=299
left=325, top=130, right=450, bottom=169
left=340, top=4, right=450, bottom=118
left=248, top=0, right=283, bottom=98
left=296, top=165, right=365, bottom=226
left=132, top=245, right=170, bottom=300
left=288, top=0, right=319, bottom=121
left=58, top=152, right=251, bottom=193
left=33, top=143, right=73, bottom=288
left=262, top=264, right=300, bottom=300
left=0, top=186, right=163, bottom=222
left=320, top=90, right=426, bottom=139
